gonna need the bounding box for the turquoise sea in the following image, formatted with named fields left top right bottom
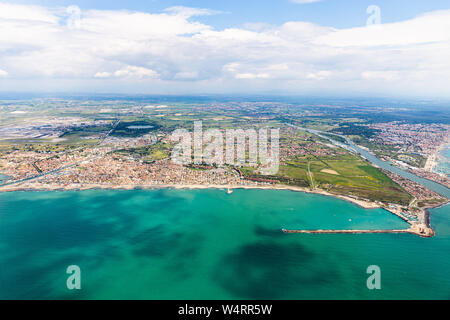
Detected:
left=435, top=144, right=450, bottom=177
left=0, top=189, right=449, bottom=300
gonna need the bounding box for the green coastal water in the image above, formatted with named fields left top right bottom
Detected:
left=0, top=189, right=449, bottom=300
left=435, top=144, right=450, bottom=177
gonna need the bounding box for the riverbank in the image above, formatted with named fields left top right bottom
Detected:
left=300, top=124, right=450, bottom=198
left=0, top=173, right=11, bottom=184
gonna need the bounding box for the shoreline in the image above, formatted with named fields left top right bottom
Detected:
left=1, top=181, right=443, bottom=237
left=425, top=142, right=448, bottom=173
left=0, top=182, right=381, bottom=209
left=1, top=180, right=441, bottom=216
left=433, top=143, right=449, bottom=176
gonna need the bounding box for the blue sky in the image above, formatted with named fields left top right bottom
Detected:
left=0, top=0, right=450, bottom=98
left=13, top=0, right=450, bottom=28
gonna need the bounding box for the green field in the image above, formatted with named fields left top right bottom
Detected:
left=113, top=141, right=172, bottom=162
left=271, top=154, right=412, bottom=205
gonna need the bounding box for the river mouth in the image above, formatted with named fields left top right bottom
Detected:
left=292, top=125, right=450, bottom=199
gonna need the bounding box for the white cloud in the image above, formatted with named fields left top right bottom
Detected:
left=79, top=8, right=211, bottom=39
left=94, top=72, right=112, bottom=78
left=164, top=6, right=221, bottom=17
left=315, top=10, right=450, bottom=47
left=174, top=71, right=199, bottom=80
left=0, top=2, right=449, bottom=98
left=114, top=66, right=158, bottom=79
left=361, top=71, right=400, bottom=81
left=307, top=70, right=332, bottom=80
left=0, top=2, right=57, bottom=23
left=235, top=73, right=271, bottom=79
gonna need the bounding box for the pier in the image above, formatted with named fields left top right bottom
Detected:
left=282, top=223, right=435, bottom=238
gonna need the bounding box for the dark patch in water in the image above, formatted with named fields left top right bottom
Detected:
left=213, top=241, right=339, bottom=299
left=130, top=226, right=204, bottom=280
left=0, top=253, right=88, bottom=299
left=164, top=234, right=204, bottom=279
left=254, top=225, right=285, bottom=237
left=131, top=225, right=183, bottom=257
left=0, top=192, right=146, bottom=299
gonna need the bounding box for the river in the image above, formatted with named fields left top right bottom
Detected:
left=291, top=125, right=450, bottom=199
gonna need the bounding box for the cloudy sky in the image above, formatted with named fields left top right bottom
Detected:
left=0, top=0, right=449, bottom=98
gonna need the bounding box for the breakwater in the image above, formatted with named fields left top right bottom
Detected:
left=282, top=223, right=435, bottom=238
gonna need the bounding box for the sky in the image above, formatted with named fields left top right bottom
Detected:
left=0, top=0, right=449, bottom=98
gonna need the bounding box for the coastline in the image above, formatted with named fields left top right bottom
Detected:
left=2, top=181, right=443, bottom=237
left=0, top=181, right=380, bottom=209
left=0, top=181, right=431, bottom=219
left=433, top=143, right=449, bottom=176
left=425, top=141, right=449, bottom=173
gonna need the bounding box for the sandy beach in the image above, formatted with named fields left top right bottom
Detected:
left=424, top=151, right=438, bottom=172
left=0, top=180, right=383, bottom=209
left=1, top=180, right=440, bottom=237
left=425, top=142, right=448, bottom=172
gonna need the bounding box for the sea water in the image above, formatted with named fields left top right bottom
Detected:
left=0, top=189, right=448, bottom=299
